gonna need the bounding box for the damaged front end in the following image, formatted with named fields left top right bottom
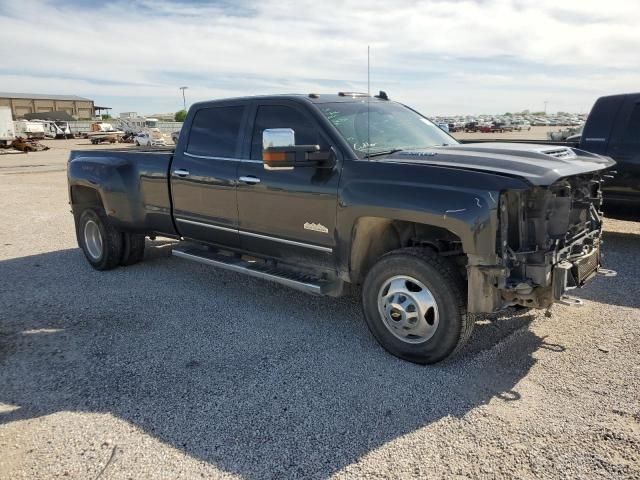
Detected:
left=468, top=172, right=615, bottom=313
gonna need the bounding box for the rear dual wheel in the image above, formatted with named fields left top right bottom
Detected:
left=76, top=208, right=145, bottom=270
left=120, top=231, right=145, bottom=266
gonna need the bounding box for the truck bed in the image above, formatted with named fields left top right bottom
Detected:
left=68, top=148, right=176, bottom=236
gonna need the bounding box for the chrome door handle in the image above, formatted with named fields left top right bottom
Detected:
left=239, top=176, right=260, bottom=185
left=173, top=169, right=190, bottom=177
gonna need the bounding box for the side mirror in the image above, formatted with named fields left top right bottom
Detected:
left=262, top=128, right=335, bottom=170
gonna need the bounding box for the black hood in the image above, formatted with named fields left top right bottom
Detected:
left=379, top=143, right=615, bottom=186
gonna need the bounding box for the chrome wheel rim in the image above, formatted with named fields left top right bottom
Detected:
left=83, top=219, right=103, bottom=260
left=377, top=275, right=439, bottom=344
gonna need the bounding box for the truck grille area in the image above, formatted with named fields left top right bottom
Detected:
left=500, top=172, right=604, bottom=290
left=573, top=247, right=600, bottom=285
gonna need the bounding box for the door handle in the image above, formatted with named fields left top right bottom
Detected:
left=173, top=169, right=190, bottom=177
left=239, top=176, right=261, bottom=185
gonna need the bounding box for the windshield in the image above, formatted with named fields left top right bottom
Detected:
left=318, top=101, right=457, bottom=158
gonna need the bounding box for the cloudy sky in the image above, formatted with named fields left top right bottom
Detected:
left=1, top=0, right=638, bottom=116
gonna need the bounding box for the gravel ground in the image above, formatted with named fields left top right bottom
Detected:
left=0, top=146, right=639, bottom=479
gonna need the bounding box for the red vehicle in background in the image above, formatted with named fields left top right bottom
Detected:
left=478, top=122, right=512, bottom=133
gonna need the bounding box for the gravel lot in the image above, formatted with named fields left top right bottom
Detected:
left=0, top=142, right=639, bottom=479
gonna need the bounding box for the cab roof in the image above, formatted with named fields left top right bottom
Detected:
left=192, top=92, right=392, bottom=108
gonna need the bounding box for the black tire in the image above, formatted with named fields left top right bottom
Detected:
left=362, top=247, right=473, bottom=364
left=75, top=208, right=123, bottom=271
left=120, top=232, right=146, bottom=266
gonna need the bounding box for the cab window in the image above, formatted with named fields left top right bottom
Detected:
left=187, top=106, right=245, bottom=158
left=622, top=103, right=640, bottom=143
left=250, top=105, right=327, bottom=160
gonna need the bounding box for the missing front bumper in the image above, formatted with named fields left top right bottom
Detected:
left=468, top=248, right=616, bottom=313
left=552, top=247, right=616, bottom=303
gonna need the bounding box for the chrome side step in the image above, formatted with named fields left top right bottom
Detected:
left=172, top=246, right=336, bottom=295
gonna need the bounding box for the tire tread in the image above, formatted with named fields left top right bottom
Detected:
left=384, top=247, right=473, bottom=357
left=76, top=208, right=122, bottom=270
left=363, top=247, right=474, bottom=363
left=120, top=233, right=145, bottom=266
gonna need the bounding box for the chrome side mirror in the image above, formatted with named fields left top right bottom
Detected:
left=263, top=128, right=295, bottom=170
left=263, top=128, right=295, bottom=150
left=262, top=127, right=335, bottom=170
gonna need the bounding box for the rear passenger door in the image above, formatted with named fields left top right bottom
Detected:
left=607, top=95, right=640, bottom=201
left=171, top=104, right=247, bottom=247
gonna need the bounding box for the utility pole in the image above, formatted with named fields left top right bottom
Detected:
left=179, top=86, right=188, bottom=110
left=543, top=101, right=548, bottom=114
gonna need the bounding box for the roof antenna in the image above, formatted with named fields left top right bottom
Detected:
left=367, top=45, right=370, bottom=159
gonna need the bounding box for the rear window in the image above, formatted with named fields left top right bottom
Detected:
left=187, top=106, right=245, bottom=158
left=623, top=103, right=640, bottom=143
left=581, top=96, right=624, bottom=153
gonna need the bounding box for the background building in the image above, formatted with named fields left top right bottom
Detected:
left=0, top=92, right=94, bottom=119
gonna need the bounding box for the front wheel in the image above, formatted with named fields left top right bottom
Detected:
left=75, top=208, right=123, bottom=270
left=362, top=248, right=473, bottom=364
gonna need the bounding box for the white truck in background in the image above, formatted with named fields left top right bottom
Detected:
left=14, top=120, right=45, bottom=139
left=35, top=120, right=73, bottom=139
left=0, top=106, right=16, bottom=146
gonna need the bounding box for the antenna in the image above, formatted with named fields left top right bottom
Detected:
left=367, top=45, right=370, bottom=159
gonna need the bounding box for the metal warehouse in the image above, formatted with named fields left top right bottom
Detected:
left=0, top=92, right=94, bottom=119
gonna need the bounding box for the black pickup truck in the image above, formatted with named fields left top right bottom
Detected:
left=578, top=92, right=640, bottom=207
left=68, top=92, right=616, bottom=364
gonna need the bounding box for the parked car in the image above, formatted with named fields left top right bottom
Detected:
left=477, top=122, right=506, bottom=133
left=464, top=121, right=478, bottom=132
left=532, top=119, right=550, bottom=126
left=512, top=121, right=531, bottom=131
left=437, top=122, right=449, bottom=133
left=68, top=92, right=615, bottom=364
left=135, top=128, right=168, bottom=147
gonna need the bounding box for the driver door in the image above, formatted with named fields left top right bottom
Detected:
left=236, top=102, right=341, bottom=267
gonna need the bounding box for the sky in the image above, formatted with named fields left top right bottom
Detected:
left=1, top=0, right=639, bottom=116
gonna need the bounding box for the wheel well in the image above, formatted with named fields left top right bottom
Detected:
left=70, top=185, right=103, bottom=213
left=349, top=217, right=466, bottom=283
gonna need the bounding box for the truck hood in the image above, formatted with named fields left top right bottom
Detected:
left=380, top=143, right=615, bottom=186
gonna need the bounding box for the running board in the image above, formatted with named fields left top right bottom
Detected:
left=172, top=246, right=339, bottom=295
